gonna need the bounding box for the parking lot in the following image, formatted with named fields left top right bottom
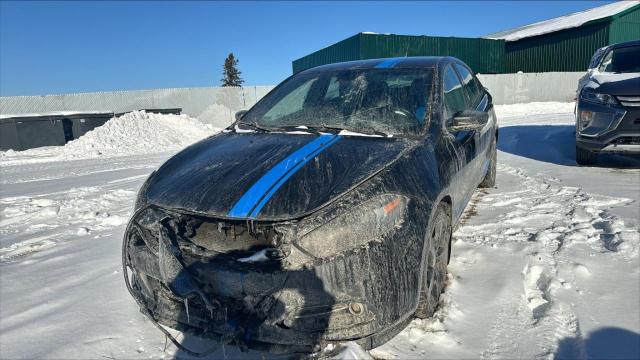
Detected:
left=1, top=104, right=638, bottom=359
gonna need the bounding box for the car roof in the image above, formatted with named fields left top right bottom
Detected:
left=607, top=39, right=640, bottom=50
left=301, top=56, right=454, bottom=74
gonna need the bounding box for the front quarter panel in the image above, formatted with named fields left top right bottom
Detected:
left=293, top=140, right=446, bottom=338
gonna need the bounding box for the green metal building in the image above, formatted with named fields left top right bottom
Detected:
left=292, top=2, right=639, bottom=74
left=292, top=33, right=506, bottom=74
left=486, top=1, right=640, bottom=73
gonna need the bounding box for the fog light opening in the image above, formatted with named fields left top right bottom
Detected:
left=580, top=110, right=594, bottom=130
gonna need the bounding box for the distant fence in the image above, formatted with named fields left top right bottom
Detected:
left=0, top=72, right=583, bottom=128
left=478, top=72, right=582, bottom=104
left=0, top=86, right=275, bottom=128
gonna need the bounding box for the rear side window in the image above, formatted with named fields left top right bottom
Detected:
left=443, top=65, right=466, bottom=118
left=455, top=63, right=483, bottom=106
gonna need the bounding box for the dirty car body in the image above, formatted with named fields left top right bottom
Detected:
left=123, top=57, right=498, bottom=353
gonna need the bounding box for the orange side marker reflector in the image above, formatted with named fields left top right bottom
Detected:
left=384, top=197, right=402, bottom=215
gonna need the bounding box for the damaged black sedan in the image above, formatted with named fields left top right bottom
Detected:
left=123, top=57, right=498, bottom=354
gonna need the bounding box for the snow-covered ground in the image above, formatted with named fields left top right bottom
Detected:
left=1, top=104, right=638, bottom=359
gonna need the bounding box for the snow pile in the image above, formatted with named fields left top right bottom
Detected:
left=494, top=101, right=575, bottom=119
left=61, top=111, right=218, bottom=157
left=0, top=111, right=220, bottom=165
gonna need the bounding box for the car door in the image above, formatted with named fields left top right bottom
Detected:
left=454, top=63, right=493, bottom=184
left=440, top=63, right=476, bottom=221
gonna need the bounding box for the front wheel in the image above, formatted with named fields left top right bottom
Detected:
left=415, top=202, right=452, bottom=319
left=576, top=145, right=597, bottom=165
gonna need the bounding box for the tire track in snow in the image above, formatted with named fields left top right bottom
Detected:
left=463, top=163, right=637, bottom=359
left=481, top=300, right=530, bottom=359
left=0, top=184, right=138, bottom=262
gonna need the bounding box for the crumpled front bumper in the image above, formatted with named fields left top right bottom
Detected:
left=123, top=208, right=423, bottom=353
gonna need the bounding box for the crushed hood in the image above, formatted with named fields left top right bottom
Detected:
left=590, top=73, right=640, bottom=96
left=144, top=132, right=412, bottom=220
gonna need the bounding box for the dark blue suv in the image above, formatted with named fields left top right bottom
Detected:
left=575, top=40, right=640, bottom=165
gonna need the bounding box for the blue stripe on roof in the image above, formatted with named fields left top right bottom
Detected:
left=228, top=134, right=341, bottom=218
left=375, top=58, right=402, bottom=69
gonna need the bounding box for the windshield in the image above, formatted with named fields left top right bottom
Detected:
left=241, top=68, right=434, bottom=136
left=598, top=45, right=640, bottom=73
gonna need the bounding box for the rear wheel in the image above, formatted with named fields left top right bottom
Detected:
left=576, top=145, right=597, bottom=165
left=415, top=202, right=452, bottom=319
left=479, top=137, right=497, bottom=188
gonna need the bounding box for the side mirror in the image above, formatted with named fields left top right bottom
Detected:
left=235, top=110, right=248, bottom=122
left=451, top=110, right=488, bottom=132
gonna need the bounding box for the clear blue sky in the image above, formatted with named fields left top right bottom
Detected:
left=0, top=1, right=613, bottom=96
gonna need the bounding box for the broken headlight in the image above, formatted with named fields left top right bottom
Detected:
left=296, top=194, right=408, bottom=259
left=580, top=88, right=618, bottom=107
left=576, top=104, right=626, bottom=137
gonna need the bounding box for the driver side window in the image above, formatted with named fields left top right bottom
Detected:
left=598, top=50, right=613, bottom=73
left=443, top=65, right=466, bottom=126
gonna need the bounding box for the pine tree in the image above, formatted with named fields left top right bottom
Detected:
left=221, top=53, right=244, bottom=87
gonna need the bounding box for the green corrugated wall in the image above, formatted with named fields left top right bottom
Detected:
left=292, top=5, right=639, bottom=75
left=504, top=5, right=639, bottom=73
left=292, top=33, right=506, bottom=74
left=504, top=22, right=610, bottom=73
left=358, top=34, right=505, bottom=73
left=292, top=34, right=362, bottom=74
left=609, top=5, right=640, bottom=43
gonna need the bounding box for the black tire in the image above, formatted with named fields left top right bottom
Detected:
left=576, top=145, right=597, bottom=165
left=415, top=202, right=452, bottom=319
left=479, top=137, right=497, bottom=188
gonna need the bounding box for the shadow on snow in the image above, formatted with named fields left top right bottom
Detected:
left=497, top=125, right=640, bottom=168
left=555, top=327, right=640, bottom=359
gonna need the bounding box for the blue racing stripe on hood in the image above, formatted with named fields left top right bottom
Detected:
left=228, top=134, right=342, bottom=218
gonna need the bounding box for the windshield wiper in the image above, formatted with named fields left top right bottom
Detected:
left=277, top=124, right=391, bottom=137
left=340, top=128, right=391, bottom=137
left=307, top=125, right=347, bottom=134
left=322, top=124, right=390, bottom=137
left=235, top=121, right=272, bottom=133
left=268, top=124, right=343, bottom=135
